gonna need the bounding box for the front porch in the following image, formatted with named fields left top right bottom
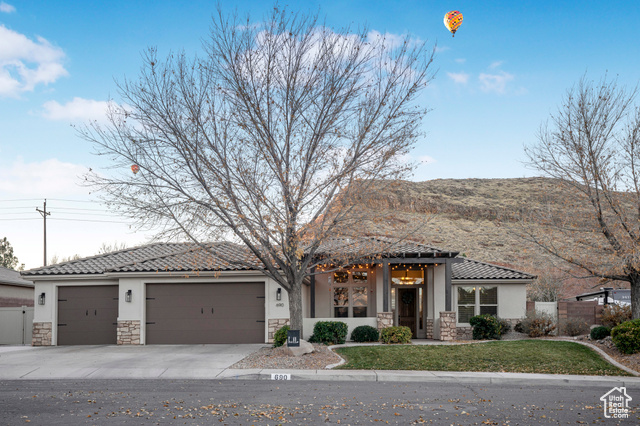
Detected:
left=300, top=255, right=463, bottom=342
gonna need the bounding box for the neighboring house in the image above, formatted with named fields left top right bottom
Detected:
left=0, top=266, right=34, bottom=307
left=21, top=238, right=534, bottom=346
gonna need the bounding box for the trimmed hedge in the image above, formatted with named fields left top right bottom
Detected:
left=380, top=326, right=412, bottom=344
left=469, top=314, right=502, bottom=340
left=612, top=319, right=640, bottom=354
left=308, top=321, right=348, bottom=345
left=351, top=325, right=379, bottom=342
left=590, top=326, right=611, bottom=341
left=273, top=325, right=289, bottom=348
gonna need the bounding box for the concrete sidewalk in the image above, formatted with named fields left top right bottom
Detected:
left=1, top=344, right=640, bottom=388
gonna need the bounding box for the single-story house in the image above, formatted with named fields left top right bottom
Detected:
left=0, top=266, right=34, bottom=307
left=21, top=237, right=534, bottom=346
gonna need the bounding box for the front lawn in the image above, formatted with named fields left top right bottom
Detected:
left=334, top=340, right=630, bottom=376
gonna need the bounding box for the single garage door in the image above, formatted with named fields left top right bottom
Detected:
left=57, top=286, right=118, bottom=345
left=146, top=282, right=265, bottom=344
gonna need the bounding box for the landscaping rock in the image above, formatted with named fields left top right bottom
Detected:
left=285, top=339, right=314, bottom=357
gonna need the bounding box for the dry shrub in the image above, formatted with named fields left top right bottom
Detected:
left=601, top=304, right=632, bottom=328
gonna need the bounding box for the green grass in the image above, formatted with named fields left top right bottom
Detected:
left=334, top=340, right=630, bottom=376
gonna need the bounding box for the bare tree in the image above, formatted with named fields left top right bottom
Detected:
left=97, top=241, right=129, bottom=254
left=81, top=5, right=435, bottom=333
left=524, top=74, right=640, bottom=318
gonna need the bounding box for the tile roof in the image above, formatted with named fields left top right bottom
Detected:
left=21, top=239, right=533, bottom=281
left=312, top=236, right=457, bottom=258
left=452, top=258, right=535, bottom=280
left=21, top=242, right=261, bottom=276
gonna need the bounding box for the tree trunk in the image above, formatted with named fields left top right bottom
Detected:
left=631, top=273, right=640, bottom=320
left=287, top=281, right=304, bottom=337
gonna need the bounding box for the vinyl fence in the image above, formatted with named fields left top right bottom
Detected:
left=0, top=306, right=34, bottom=345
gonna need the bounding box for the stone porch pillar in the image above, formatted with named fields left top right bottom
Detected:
left=439, top=311, right=457, bottom=341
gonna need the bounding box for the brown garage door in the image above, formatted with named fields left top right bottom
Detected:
left=57, top=286, right=118, bottom=345
left=146, top=282, right=265, bottom=344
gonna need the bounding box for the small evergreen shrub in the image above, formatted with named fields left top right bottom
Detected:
left=497, top=317, right=512, bottom=335
left=561, top=317, right=590, bottom=336
left=469, top=314, right=502, bottom=340
left=611, top=319, right=640, bottom=354
left=308, top=321, right=348, bottom=345
left=273, top=325, right=289, bottom=348
left=601, top=304, right=632, bottom=328
left=518, top=310, right=557, bottom=337
left=514, top=320, right=525, bottom=333
left=380, top=326, right=412, bottom=344
left=590, top=326, right=611, bottom=341
left=351, top=325, right=379, bottom=342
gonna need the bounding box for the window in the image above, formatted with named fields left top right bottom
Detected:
left=456, top=286, right=498, bottom=324
left=332, top=270, right=370, bottom=318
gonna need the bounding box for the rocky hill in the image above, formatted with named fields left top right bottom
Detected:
left=350, top=177, right=623, bottom=298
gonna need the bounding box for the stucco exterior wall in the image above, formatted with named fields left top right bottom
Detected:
left=0, top=284, right=34, bottom=307
left=452, top=280, right=528, bottom=326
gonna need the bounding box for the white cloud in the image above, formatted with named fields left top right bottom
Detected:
left=447, top=72, right=469, bottom=85
left=0, top=2, right=15, bottom=13
left=419, top=155, right=436, bottom=164
left=479, top=71, right=514, bottom=94
left=489, top=60, right=504, bottom=69
left=455, top=58, right=466, bottom=64
left=0, top=157, right=88, bottom=196
left=434, top=46, right=450, bottom=53
left=366, top=30, right=408, bottom=49
left=43, top=97, right=113, bottom=122
left=0, top=25, right=68, bottom=97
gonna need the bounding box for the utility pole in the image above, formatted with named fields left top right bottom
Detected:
left=36, top=200, right=51, bottom=266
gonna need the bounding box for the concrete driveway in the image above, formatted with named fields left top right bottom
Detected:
left=0, top=344, right=264, bottom=380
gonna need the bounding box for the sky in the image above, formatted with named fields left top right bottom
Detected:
left=1, top=0, right=639, bottom=269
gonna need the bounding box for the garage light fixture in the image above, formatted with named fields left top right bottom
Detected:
left=38, top=292, right=45, bottom=305
left=276, top=288, right=282, bottom=301
left=125, top=289, right=132, bottom=303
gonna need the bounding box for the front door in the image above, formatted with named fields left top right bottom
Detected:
left=397, top=288, right=417, bottom=338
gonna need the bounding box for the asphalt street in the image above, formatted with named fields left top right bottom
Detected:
left=1, top=379, right=638, bottom=425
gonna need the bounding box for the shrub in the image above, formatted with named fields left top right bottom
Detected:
left=611, top=319, right=640, bottom=354
left=518, top=310, right=557, bottom=337
left=497, top=317, right=512, bottom=335
left=308, top=321, right=348, bottom=345
left=273, top=325, right=289, bottom=348
left=380, top=326, right=412, bottom=344
left=469, top=314, right=502, bottom=340
left=561, top=317, right=590, bottom=337
left=601, top=304, right=632, bottom=328
left=351, top=325, right=379, bottom=342
left=590, top=326, right=611, bottom=341
left=514, top=320, right=525, bottom=333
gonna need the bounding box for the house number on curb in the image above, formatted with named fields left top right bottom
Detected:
left=275, top=302, right=284, bottom=307
left=271, top=373, right=291, bottom=380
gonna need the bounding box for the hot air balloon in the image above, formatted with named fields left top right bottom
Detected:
left=131, top=164, right=140, bottom=175
left=444, top=10, right=463, bottom=37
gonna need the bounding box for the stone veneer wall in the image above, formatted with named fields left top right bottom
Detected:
left=268, top=318, right=290, bottom=343
left=426, top=319, right=434, bottom=339
left=117, top=320, right=141, bottom=345
left=32, top=322, right=52, bottom=346
left=456, top=326, right=473, bottom=340
left=377, top=312, right=393, bottom=331
left=439, top=311, right=457, bottom=341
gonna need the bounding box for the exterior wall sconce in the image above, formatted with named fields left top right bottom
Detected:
left=125, top=289, right=132, bottom=303
left=276, top=288, right=282, bottom=301
left=38, top=292, right=45, bottom=305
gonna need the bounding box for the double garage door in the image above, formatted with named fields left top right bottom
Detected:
left=57, top=283, right=265, bottom=345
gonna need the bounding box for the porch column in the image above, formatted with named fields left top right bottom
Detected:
left=445, top=259, right=452, bottom=311
left=383, top=260, right=389, bottom=312
left=310, top=267, right=316, bottom=319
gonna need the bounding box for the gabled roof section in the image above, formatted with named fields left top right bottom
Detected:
left=21, top=242, right=262, bottom=276
left=452, top=258, right=535, bottom=280
left=312, top=236, right=458, bottom=259
left=0, top=266, right=34, bottom=287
